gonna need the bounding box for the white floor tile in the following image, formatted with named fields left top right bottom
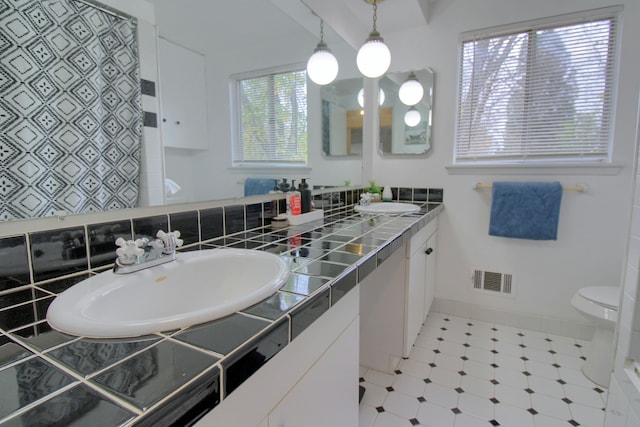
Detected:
left=494, top=383, right=532, bottom=409
left=523, top=347, right=557, bottom=365
left=439, top=340, right=469, bottom=357
left=359, top=404, right=379, bottom=427
left=495, top=403, right=536, bottom=427
left=465, top=347, right=495, bottom=364
left=554, top=353, right=586, bottom=371
left=417, top=401, right=456, bottom=427
left=434, top=352, right=465, bottom=372
left=525, top=359, right=560, bottom=380
left=528, top=375, right=566, bottom=399
left=429, top=366, right=463, bottom=389
left=361, top=381, right=389, bottom=407
left=392, top=373, right=427, bottom=397
left=533, top=413, right=576, bottom=427
left=398, top=358, right=432, bottom=380
left=564, top=383, right=607, bottom=408
left=463, top=359, right=495, bottom=381
left=494, top=352, right=527, bottom=372
left=383, top=390, right=420, bottom=419
left=373, top=411, right=413, bottom=427
left=494, top=367, right=529, bottom=389
left=531, top=392, right=572, bottom=420
left=457, top=392, right=495, bottom=420
left=454, top=412, right=496, bottom=426
left=409, top=345, right=438, bottom=364
left=365, top=368, right=395, bottom=387
left=424, top=381, right=460, bottom=409
left=570, top=402, right=606, bottom=427
left=460, top=375, right=495, bottom=398
left=466, top=334, right=495, bottom=351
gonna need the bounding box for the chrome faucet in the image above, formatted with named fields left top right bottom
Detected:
left=113, top=230, right=183, bottom=274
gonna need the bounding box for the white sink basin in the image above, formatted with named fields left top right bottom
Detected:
left=46, top=249, right=289, bottom=338
left=354, top=202, right=421, bottom=215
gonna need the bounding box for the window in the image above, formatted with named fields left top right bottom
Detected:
left=454, top=8, right=619, bottom=164
left=231, top=66, right=308, bottom=166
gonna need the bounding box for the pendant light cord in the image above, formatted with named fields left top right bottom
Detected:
left=372, top=2, right=378, bottom=32
left=320, top=19, right=325, bottom=42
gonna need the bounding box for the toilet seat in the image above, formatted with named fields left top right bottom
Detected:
left=578, top=286, right=619, bottom=310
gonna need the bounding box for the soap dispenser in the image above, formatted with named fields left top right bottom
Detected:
left=382, top=186, right=393, bottom=202
left=299, top=178, right=312, bottom=213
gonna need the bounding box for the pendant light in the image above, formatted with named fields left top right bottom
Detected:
left=404, top=107, right=421, bottom=127
left=398, top=72, right=424, bottom=106
left=357, top=0, right=391, bottom=78
left=307, top=19, right=339, bottom=85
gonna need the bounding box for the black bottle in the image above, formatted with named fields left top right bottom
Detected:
left=299, top=178, right=312, bottom=213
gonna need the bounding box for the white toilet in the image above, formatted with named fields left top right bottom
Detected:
left=570, top=286, right=620, bottom=387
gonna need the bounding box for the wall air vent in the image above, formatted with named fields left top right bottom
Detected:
left=472, top=269, right=513, bottom=295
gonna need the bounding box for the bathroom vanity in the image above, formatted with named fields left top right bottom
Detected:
left=0, top=192, right=442, bottom=426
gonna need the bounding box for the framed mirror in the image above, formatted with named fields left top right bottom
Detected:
left=378, top=68, right=434, bottom=156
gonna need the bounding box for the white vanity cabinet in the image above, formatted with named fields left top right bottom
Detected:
left=158, top=38, right=208, bottom=150
left=196, top=286, right=359, bottom=427
left=360, top=217, right=438, bottom=373
left=404, top=217, right=438, bottom=356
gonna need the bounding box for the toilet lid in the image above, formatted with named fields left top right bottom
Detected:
left=578, top=286, right=619, bottom=310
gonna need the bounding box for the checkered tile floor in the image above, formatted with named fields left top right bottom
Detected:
left=359, top=312, right=607, bottom=427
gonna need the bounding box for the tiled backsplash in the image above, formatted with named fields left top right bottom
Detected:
left=0, top=186, right=443, bottom=424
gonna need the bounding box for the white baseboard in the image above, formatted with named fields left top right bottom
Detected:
left=431, top=298, right=594, bottom=340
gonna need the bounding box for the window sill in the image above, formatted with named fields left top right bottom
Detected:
left=445, top=162, right=624, bottom=176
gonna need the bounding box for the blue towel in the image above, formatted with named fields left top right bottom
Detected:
left=244, top=178, right=277, bottom=196
left=489, top=181, right=563, bottom=240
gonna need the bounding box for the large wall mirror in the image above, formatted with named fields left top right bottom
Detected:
left=379, top=68, right=434, bottom=156
left=0, top=0, right=361, bottom=223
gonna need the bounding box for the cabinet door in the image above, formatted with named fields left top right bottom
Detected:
left=158, top=38, right=208, bottom=149
left=405, top=239, right=428, bottom=356
left=424, top=232, right=437, bottom=317
left=268, top=319, right=359, bottom=427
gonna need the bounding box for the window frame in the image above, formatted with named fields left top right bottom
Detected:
left=452, top=6, right=622, bottom=168
left=230, top=63, right=309, bottom=169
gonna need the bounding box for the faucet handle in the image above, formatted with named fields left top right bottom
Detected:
left=115, top=237, right=145, bottom=264
left=156, top=230, right=184, bottom=253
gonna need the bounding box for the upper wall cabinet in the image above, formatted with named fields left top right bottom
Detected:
left=158, top=38, right=208, bottom=150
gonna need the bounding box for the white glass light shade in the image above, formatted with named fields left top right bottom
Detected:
left=399, top=77, right=424, bottom=106
left=357, top=35, right=391, bottom=78
left=357, top=88, right=385, bottom=107
left=404, top=108, right=421, bottom=127
left=307, top=47, right=339, bottom=85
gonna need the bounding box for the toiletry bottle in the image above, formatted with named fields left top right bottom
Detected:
left=286, top=180, right=301, bottom=216
left=299, top=178, right=312, bottom=213
left=382, top=186, right=393, bottom=202
left=269, top=179, right=281, bottom=194
left=279, top=178, right=291, bottom=193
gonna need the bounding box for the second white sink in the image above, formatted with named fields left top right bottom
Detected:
left=355, top=202, right=421, bottom=215
left=46, top=248, right=290, bottom=338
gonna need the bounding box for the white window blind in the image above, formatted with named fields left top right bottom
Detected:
left=232, top=67, right=308, bottom=166
left=455, top=9, right=618, bottom=164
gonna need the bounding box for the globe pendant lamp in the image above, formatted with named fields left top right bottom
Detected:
left=398, top=72, right=424, bottom=106
left=307, top=19, right=339, bottom=85
left=357, top=88, right=385, bottom=107
left=404, top=107, right=421, bottom=127
left=357, top=0, right=391, bottom=78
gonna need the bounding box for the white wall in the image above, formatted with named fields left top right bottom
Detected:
left=370, top=0, right=640, bottom=335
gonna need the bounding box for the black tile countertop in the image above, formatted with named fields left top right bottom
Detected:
left=0, top=202, right=443, bottom=426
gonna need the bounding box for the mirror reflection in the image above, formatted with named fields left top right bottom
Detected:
left=379, top=69, right=434, bottom=155
left=0, top=0, right=142, bottom=221
left=320, top=78, right=365, bottom=157
left=0, top=0, right=362, bottom=222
